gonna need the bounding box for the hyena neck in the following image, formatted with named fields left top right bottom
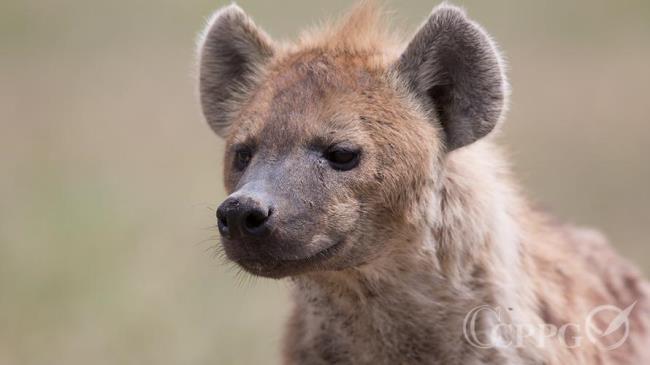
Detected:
left=291, top=142, right=539, bottom=362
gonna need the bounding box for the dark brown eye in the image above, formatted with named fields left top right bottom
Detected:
left=325, top=147, right=361, bottom=171
left=234, top=148, right=252, bottom=171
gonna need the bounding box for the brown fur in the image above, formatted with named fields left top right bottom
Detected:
left=196, top=2, right=650, bottom=364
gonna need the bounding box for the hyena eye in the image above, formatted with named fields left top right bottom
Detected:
left=234, top=148, right=253, bottom=171
left=325, top=147, right=361, bottom=171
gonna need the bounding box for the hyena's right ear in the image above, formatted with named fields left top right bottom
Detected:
left=197, top=5, right=275, bottom=138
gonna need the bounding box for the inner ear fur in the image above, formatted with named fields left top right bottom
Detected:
left=197, top=5, right=275, bottom=138
left=394, top=4, right=507, bottom=151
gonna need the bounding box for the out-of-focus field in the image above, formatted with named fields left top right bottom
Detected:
left=0, top=0, right=648, bottom=364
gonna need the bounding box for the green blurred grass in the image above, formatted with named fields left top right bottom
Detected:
left=0, top=1, right=649, bottom=364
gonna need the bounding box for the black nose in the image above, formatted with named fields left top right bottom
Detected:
left=216, top=196, right=272, bottom=239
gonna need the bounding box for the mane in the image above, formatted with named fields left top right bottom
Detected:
left=294, top=0, right=401, bottom=57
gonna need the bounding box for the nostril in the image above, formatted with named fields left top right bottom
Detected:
left=217, top=197, right=273, bottom=238
left=244, top=209, right=268, bottom=230
left=216, top=207, right=230, bottom=237
left=218, top=215, right=228, bottom=228
left=241, top=207, right=272, bottom=238
left=216, top=208, right=228, bottom=226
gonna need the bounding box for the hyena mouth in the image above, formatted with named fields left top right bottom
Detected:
left=235, top=239, right=346, bottom=277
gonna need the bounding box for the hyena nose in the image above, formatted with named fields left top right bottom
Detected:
left=216, top=196, right=272, bottom=239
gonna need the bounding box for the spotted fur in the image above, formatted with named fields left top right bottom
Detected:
left=196, top=2, right=650, bottom=364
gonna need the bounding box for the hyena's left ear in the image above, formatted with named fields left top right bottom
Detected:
left=197, top=5, right=275, bottom=138
left=394, top=4, right=507, bottom=151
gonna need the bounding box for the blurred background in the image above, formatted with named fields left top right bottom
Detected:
left=1, top=0, right=649, bottom=364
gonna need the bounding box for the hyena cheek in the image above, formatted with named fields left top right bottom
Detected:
left=325, top=200, right=361, bottom=234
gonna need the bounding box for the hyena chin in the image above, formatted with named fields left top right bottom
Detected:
left=196, top=2, right=650, bottom=364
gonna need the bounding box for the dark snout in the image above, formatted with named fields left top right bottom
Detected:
left=215, top=176, right=345, bottom=278
left=216, top=195, right=273, bottom=239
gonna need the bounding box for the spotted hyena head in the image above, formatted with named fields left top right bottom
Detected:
left=197, top=2, right=506, bottom=278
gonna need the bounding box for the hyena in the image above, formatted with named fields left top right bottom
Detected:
left=196, top=2, right=650, bottom=364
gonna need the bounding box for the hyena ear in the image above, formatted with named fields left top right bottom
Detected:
left=197, top=5, right=275, bottom=138
left=394, top=4, right=506, bottom=151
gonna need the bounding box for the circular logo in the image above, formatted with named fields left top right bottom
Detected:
left=463, top=305, right=502, bottom=349
left=585, top=302, right=636, bottom=351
